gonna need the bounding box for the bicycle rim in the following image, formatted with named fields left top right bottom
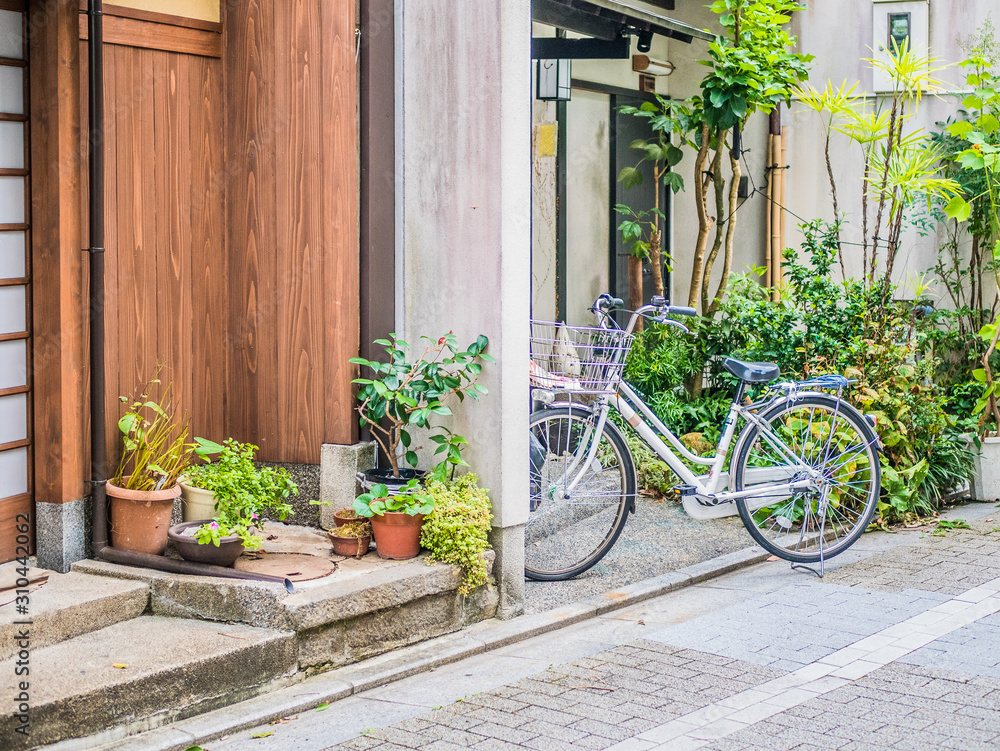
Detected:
left=526, top=407, right=633, bottom=580
left=734, top=395, right=880, bottom=563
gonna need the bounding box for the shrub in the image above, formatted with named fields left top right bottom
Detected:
left=419, top=474, right=492, bottom=595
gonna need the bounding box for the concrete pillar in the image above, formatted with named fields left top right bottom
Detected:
left=397, top=0, right=531, bottom=618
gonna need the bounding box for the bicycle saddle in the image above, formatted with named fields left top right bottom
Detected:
left=723, top=357, right=780, bottom=383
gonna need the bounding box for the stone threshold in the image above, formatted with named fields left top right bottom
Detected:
left=54, top=545, right=769, bottom=751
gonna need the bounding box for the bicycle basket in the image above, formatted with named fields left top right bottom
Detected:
left=529, top=321, right=634, bottom=394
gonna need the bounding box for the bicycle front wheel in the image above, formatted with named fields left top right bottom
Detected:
left=732, top=394, right=880, bottom=563
left=526, top=406, right=635, bottom=581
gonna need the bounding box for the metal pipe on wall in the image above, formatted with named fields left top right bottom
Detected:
left=85, top=1, right=291, bottom=592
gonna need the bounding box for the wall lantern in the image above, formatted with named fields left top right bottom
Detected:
left=536, top=58, right=572, bottom=101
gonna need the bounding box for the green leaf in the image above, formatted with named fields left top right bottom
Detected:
left=405, top=450, right=419, bottom=467
left=663, top=172, right=685, bottom=194
left=974, top=368, right=988, bottom=383
left=664, top=143, right=684, bottom=167
left=964, top=95, right=984, bottom=110
left=978, top=113, right=1000, bottom=133
left=618, top=166, right=644, bottom=189
left=943, top=196, right=971, bottom=222
left=946, top=120, right=974, bottom=137
left=316, top=702, right=330, bottom=711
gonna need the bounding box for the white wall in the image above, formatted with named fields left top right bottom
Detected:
left=786, top=0, right=994, bottom=303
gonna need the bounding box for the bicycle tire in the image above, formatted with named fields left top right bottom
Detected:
left=732, top=394, right=880, bottom=563
left=526, top=406, right=636, bottom=581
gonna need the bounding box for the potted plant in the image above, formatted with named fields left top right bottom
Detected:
left=328, top=518, right=373, bottom=557
left=353, top=479, right=435, bottom=560
left=169, top=438, right=297, bottom=565
left=109, top=378, right=198, bottom=555
left=350, top=332, right=493, bottom=490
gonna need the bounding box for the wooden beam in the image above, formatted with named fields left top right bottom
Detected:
left=30, top=0, right=86, bottom=505
left=79, top=13, right=221, bottom=58
left=78, top=2, right=222, bottom=32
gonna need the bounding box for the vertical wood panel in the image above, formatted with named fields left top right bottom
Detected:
left=275, top=0, right=323, bottom=460
left=321, top=0, right=359, bottom=447
left=189, top=55, right=225, bottom=440
left=225, top=0, right=273, bottom=452
left=85, top=37, right=225, bottom=463
left=153, top=49, right=192, bottom=421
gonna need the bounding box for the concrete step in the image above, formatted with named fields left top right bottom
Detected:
left=73, top=547, right=499, bottom=671
left=0, top=615, right=296, bottom=750
left=0, top=572, right=148, bottom=660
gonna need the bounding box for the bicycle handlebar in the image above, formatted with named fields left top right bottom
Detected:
left=593, top=294, right=697, bottom=334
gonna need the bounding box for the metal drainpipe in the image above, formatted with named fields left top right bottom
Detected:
left=84, top=1, right=292, bottom=593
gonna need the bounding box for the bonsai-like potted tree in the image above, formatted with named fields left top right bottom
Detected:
left=350, top=332, right=493, bottom=488
left=109, top=378, right=198, bottom=555
left=168, top=438, right=297, bottom=566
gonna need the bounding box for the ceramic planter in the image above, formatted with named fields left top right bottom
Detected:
left=972, top=436, right=1000, bottom=502
left=370, top=511, right=425, bottom=560
left=168, top=520, right=245, bottom=567
left=358, top=468, right=426, bottom=494
left=333, top=508, right=358, bottom=527
left=328, top=529, right=372, bottom=557
left=108, top=482, right=180, bottom=555
left=179, top=479, right=218, bottom=522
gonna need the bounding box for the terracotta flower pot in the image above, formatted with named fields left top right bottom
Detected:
left=333, top=508, right=358, bottom=527
left=168, top=520, right=245, bottom=567
left=108, top=482, right=180, bottom=555
left=178, top=480, right=218, bottom=522
left=370, top=511, right=425, bottom=560
left=328, top=530, right=372, bottom=557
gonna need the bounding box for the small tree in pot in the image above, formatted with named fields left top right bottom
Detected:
left=350, top=332, right=494, bottom=479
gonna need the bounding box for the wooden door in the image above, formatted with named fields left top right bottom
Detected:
left=0, top=1, right=32, bottom=563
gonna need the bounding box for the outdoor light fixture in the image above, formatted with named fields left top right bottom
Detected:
left=537, top=58, right=572, bottom=101
left=632, top=54, right=675, bottom=76
left=636, top=29, right=653, bottom=53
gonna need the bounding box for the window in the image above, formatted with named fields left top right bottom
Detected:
left=887, top=12, right=910, bottom=54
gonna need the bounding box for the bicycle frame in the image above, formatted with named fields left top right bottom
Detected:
left=544, top=297, right=828, bottom=521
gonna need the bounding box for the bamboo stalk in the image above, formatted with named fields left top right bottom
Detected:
left=770, top=132, right=782, bottom=302
left=765, top=133, right=773, bottom=289
left=780, top=125, right=788, bottom=272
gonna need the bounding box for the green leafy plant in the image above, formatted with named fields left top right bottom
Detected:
left=113, top=376, right=208, bottom=492
left=351, top=333, right=493, bottom=478
left=620, top=0, right=811, bottom=314
left=353, top=479, right=435, bottom=517
left=419, top=474, right=492, bottom=594
left=184, top=438, right=297, bottom=548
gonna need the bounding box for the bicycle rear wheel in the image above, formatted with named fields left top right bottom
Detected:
left=732, top=394, right=880, bottom=563
left=526, top=406, right=635, bottom=581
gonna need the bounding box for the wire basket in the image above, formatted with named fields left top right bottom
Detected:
left=529, top=320, right=634, bottom=394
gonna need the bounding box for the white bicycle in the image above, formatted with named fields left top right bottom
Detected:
left=527, top=294, right=882, bottom=581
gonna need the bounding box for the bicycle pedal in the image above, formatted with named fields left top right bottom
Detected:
left=672, top=484, right=697, bottom=498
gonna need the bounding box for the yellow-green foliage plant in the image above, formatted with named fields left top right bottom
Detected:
left=113, top=376, right=197, bottom=492
left=419, top=474, right=492, bottom=595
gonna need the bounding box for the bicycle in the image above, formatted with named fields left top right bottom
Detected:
left=526, top=293, right=882, bottom=581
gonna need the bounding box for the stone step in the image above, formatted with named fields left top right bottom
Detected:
left=0, top=572, right=148, bottom=660
left=0, top=615, right=296, bottom=750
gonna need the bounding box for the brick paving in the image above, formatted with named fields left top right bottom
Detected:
left=317, top=517, right=1000, bottom=751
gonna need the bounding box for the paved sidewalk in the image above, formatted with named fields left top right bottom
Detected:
left=201, top=502, right=1000, bottom=751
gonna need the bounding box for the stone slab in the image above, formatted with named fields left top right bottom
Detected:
left=0, top=571, right=148, bottom=660
left=0, top=615, right=297, bottom=750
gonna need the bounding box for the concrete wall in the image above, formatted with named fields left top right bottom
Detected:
left=397, top=0, right=530, bottom=617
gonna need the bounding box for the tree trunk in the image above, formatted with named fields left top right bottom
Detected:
left=628, top=255, right=644, bottom=333
left=688, top=123, right=713, bottom=310
left=708, top=153, right=742, bottom=315
left=701, top=143, right=727, bottom=313
left=649, top=230, right=664, bottom=298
